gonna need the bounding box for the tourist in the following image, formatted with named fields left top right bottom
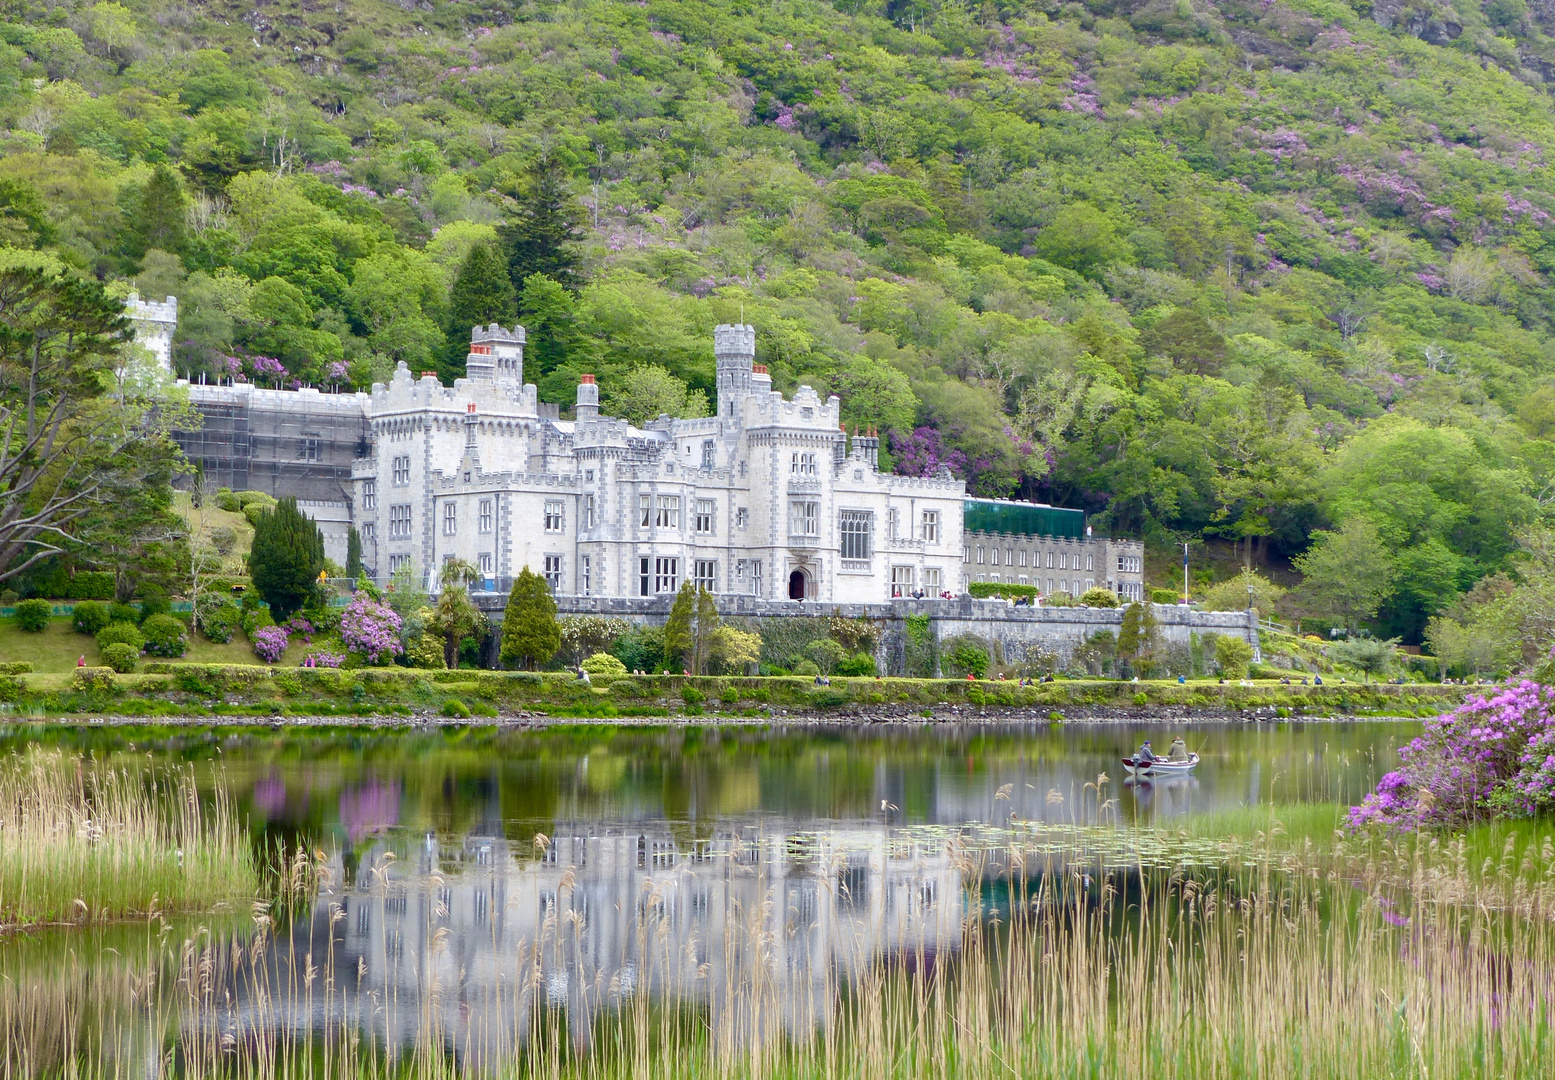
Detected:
left=76, top=654, right=85, bottom=668
left=1314, top=675, right=1323, bottom=686
left=1177, top=675, right=1186, bottom=684
left=576, top=666, right=590, bottom=684
left=1167, top=736, right=1189, bottom=762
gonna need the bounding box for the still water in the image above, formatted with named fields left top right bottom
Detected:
left=0, top=720, right=1415, bottom=1071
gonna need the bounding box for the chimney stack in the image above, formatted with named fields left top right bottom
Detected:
left=575, top=373, right=599, bottom=420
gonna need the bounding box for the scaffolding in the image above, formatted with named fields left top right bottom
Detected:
left=174, top=382, right=372, bottom=504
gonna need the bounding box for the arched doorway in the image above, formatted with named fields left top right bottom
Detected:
left=788, top=568, right=808, bottom=600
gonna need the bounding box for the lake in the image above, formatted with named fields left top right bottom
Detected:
left=0, top=719, right=1417, bottom=1075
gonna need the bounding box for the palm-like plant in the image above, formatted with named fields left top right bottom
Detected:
left=434, top=558, right=486, bottom=668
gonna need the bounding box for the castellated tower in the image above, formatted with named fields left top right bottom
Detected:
left=714, top=323, right=756, bottom=418
left=465, top=323, right=526, bottom=385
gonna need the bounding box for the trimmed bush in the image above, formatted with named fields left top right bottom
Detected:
left=214, top=489, right=241, bottom=512
left=968, top=581, right=1037, bottom=600
left=138, top=597, right=171, bottom=622
left=96, top=621, right=146, bottom=653
left=66, top=571, right=116, bottom=600
left=141, top=613, right=189, bottom=657
left=72, top=601, right=112, bottom=635
left=72, top=667, right=115, bottom=692
left=108, top=602, right=139, bottom=625
left=1151, top=588, right=1180, bottom=605
left=441, top=697, right=471, bottom=718
left=13, top=599, right=51, bottom=632
left=1079, top=587, right=1120, bottom=608
left=0, top=662, right=32, bottom=675
left=200, top=602, right=240, bottom=644
left=581, top=652, right=628, bottom=677
left=101, top=642, right=139, bottom=673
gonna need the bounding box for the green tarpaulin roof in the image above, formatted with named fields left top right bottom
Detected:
left=963, top=499, right=1086, bottom=539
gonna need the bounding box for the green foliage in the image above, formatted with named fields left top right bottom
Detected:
left=72, top=601, right=111, bottom=635
left=13, top=599, right=50, bottom=631
left=500, top=567, right=559, bottom=670
left=95, top=621, right=144, bottom=652
left=580, top=651, right=628, bottom=677
left=1151, top=589, right=1181, bottom=605
left=1292, top=519, right=1395, bottom=635
left=1079, top=588, right=1120, bottom=608
left=66, top=572, right=115, bottom=600
left=941, top=634, right=990, bottom=679
left=1199, top=572, right=1287, bottom=618
left=440, top=697, right=470, bottom=718
left=444, top=241, right=515, bottom=381
left=1330, top=637, right=1399, bottom=683
left=835, top=652, right=877, bottom=677
left=968, top=582, right=1037, bottom=600
left=140, top=613, right=188, bottom=657
left=1117, top=603, right=1160, bottom=675
left=1214, top=636, right=1254, bottom=680
left=345, top=527, right=363, bottom=580
left=100, top=641, right=138, bottom=673
left=248, top=497, right=323, bottom=622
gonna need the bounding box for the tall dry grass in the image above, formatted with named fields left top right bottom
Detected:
left=3, top=822, right=1550, bottom=1080
left=0, top=749, right=257, bottom=927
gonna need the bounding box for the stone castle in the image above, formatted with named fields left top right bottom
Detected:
left=134, top=301, right=1145, bottom=604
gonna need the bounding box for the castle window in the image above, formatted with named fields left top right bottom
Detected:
left=693, top=560, right=716, bottom=592
left=655, top=496, right=680, bottom=528
left=388, top=505, right=412, bottom=540
left=361, top=480, right=376, bottom=511
left=788, top=500, right=819, bottom=538
left=392, top=456, right=410, bottom=486
left=890, top=566, right=913, bottom=597
left=924, top=568, right=941, bottom=591
left=921, top=511, right=939, bottom=543
left=702, top=440, right=715, bottom=470
left=840, top=511, right=873, bottom=561
left=478, top=553, right=492, bottom=577
left=585, top=494, right=596, bottom=528
left=1046, top=551, right=1055, bottom=569
left=479, top=500, right=492, bottom=534
left=544, top=500, right=564, bottom=532
left=442, top=503, right=457, bottom=536
left=1006, top=548, right=1015, bottom=565
left=640, top=557, right=651, bottom=597
left=962, top=546, right=970, bottom=563
left=886, top=508, right=899, bottom=541
left=362, top=523, right=375, bottom=545
left=990, top=548, right=1000, bottom=566
left=654, top=557, right=679, bottom=593
left=751, top=560, right=763, bottom=596
left=1086, top=554, right=1094, bottom=571
left=298, top=435, right=321, bottom=462
left=543, top=555, right=562, bottom=591
left=640, top=494, right=652, bottom=527
left=976, top=546, right=985, bottom=564
left=790, top=452, right=817, bottom=476
left=695, top=499, right=715, bottom=535
left=736, top=507, right=748, bottom=529
left=580, top=555, right=591, bottom=596
left=388, top=553, right=410, bottom=573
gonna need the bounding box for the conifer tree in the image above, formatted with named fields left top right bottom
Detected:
left=500, top=566, right=560, bottom=669
left=345, top=526, right=363, bottom=580
left=498, top=157, right=583, bottom=294
left=442, top=241, right=516, bottom=381
left=128, top=164, right=186, bottom=259
left=662, top=580, right=695, bottom=671
left=249, top=497, right=323, bottom=621
left=692, top=586, right=720, bottom=674
left=663, top=582, right=721, bottom=673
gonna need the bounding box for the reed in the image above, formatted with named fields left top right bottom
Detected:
left=0, top=749, right=257, bottom=927
left=3, top=821, right=1550, bottom=1080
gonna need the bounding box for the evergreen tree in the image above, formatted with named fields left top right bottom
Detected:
left=662, top=581, right=695, bottom=671
left=345, top=526, right=363, bottom=579
left=441, top=241, right=516, bottom=382
left=249, top=497, right=324, bottom=622
left=500, top=566, right=559, bottom=669
left=498, top=157, right=583, bottom=294
left=692, top=586, right=720, bottom=674
left=128, top=164, right=186, bottom=259
left=1117, top=602, right=1160, bottom=676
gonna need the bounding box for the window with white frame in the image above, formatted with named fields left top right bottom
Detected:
left=1006, top=548, right=1015, bottom=565
left=1059, top=552, right=1067, bottom=570
left=544, top=500, right=564, bottom=532
left=886, top=508, right=899, bottom=541
left=924, top=567, right=941, bottom=591
left=890, top=565, right=913, bottom=597
left=392, top=456, right=410, bottom=486
left=789, top=500, right=819, bottom=538
left=990, top=548, right=1000, bottom=566
left=442, top=503, right=457, bottom=536
left=751, top=559, right=763, bottom=596
left=388, top=504, right=412, bottom=539
left=736, top=507, right=748, bottom=529
left=654, top=557, right=679, bottom=593
left=790, top=451, right=817, bottom=476
left=1047, top=578, right=1055, bottom=593
left=362, top=523, right=375, bottom=545
left=1018, top=575, right=1028, bottom=586
left=639, top=557, right=651, bottom=597
left=479, top=499, right=492, bottom=534
left=388, top=553, right=410, bottom=573
left=976, top=546, right=985, bottom=564
left=584, top=494, right=595, bottom=528
left=362, top=480, right=376, bottom=511
left=639, top=493, right=652, bottom=527
left=1046, top=551, right=1055, bottom=569
left=963, top=546, right=970, bottom=563
left=543, top=555, right=562, bottom=591
left=655, top=496, right=680, bottom=528
left=1086, top=554, right=1094, bottom=571
left=701, top=440, right=715, bottom=470
left=921, top=510, right=939, bottom=542
left=299, top=435, right=321, bottom=462
left=580, top=555, right=591, bottom=596
left=693, top=559, right=716, bottom=592
left=839, top=511, right=873, bottom=560
left=989, top=574, right=1000, bottom=584
left=478, top=553, right=493, bottom=577
left=695, top=499, right=715, bottom=535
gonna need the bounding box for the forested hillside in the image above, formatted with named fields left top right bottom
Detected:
left=7, top=0, right=1555, bottom=647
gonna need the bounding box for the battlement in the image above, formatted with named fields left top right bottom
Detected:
left=471, top=323, right=525, bottom=346
left=713, top=323, right=755, bottom=357
left=126, top=292, right=178, bottom=326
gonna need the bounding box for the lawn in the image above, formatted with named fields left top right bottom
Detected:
left=0, top=617, right=290, bottom=672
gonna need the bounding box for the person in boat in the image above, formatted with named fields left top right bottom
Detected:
left=1134, top=740, right=1156, bottom=765
left=1167, top=736, right=1189, bottom=762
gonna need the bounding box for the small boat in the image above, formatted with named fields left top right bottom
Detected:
left=1121, top=752, right=1200, bottom=777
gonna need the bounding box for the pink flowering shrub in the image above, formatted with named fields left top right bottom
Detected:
left=252, top=625, right=290, bottom=664
left=1349, top=681, right=1555, bottom=829
left=340, top=596, right=403, bottom=665
left=300, top=650, right=345, bottom=668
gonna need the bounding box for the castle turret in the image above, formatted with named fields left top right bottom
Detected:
left=714, top=323, right=755, bottom=418
left=466, top=323, right=526, bottom=385
left=575, top=374, right=599, bottom=420
left=125, top=292, right=177, bottom=372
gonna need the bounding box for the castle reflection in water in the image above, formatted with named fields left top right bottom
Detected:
left=264, top=821, right=967, bottom=1056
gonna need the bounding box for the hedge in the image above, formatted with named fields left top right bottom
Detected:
left=967, top=582, right=1038, bottom=599
left=66, top=572, right=116, bottom=600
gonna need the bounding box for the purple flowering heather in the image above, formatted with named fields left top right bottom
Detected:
left=252, top=626, right=289, bottom=664
left=340, top=596, right=403, bottom=665
left=1349, top=681, right=1555, bottom=829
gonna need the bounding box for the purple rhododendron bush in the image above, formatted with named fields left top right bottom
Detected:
left=1350, top=680, right=1555, bottom=829
left=339, top=596, right=403, bottom=665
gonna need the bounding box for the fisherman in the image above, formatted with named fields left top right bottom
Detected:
left=1167, top=736, right=1189, bottom=762
left=1135, top=739, right=1156, bottom=765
